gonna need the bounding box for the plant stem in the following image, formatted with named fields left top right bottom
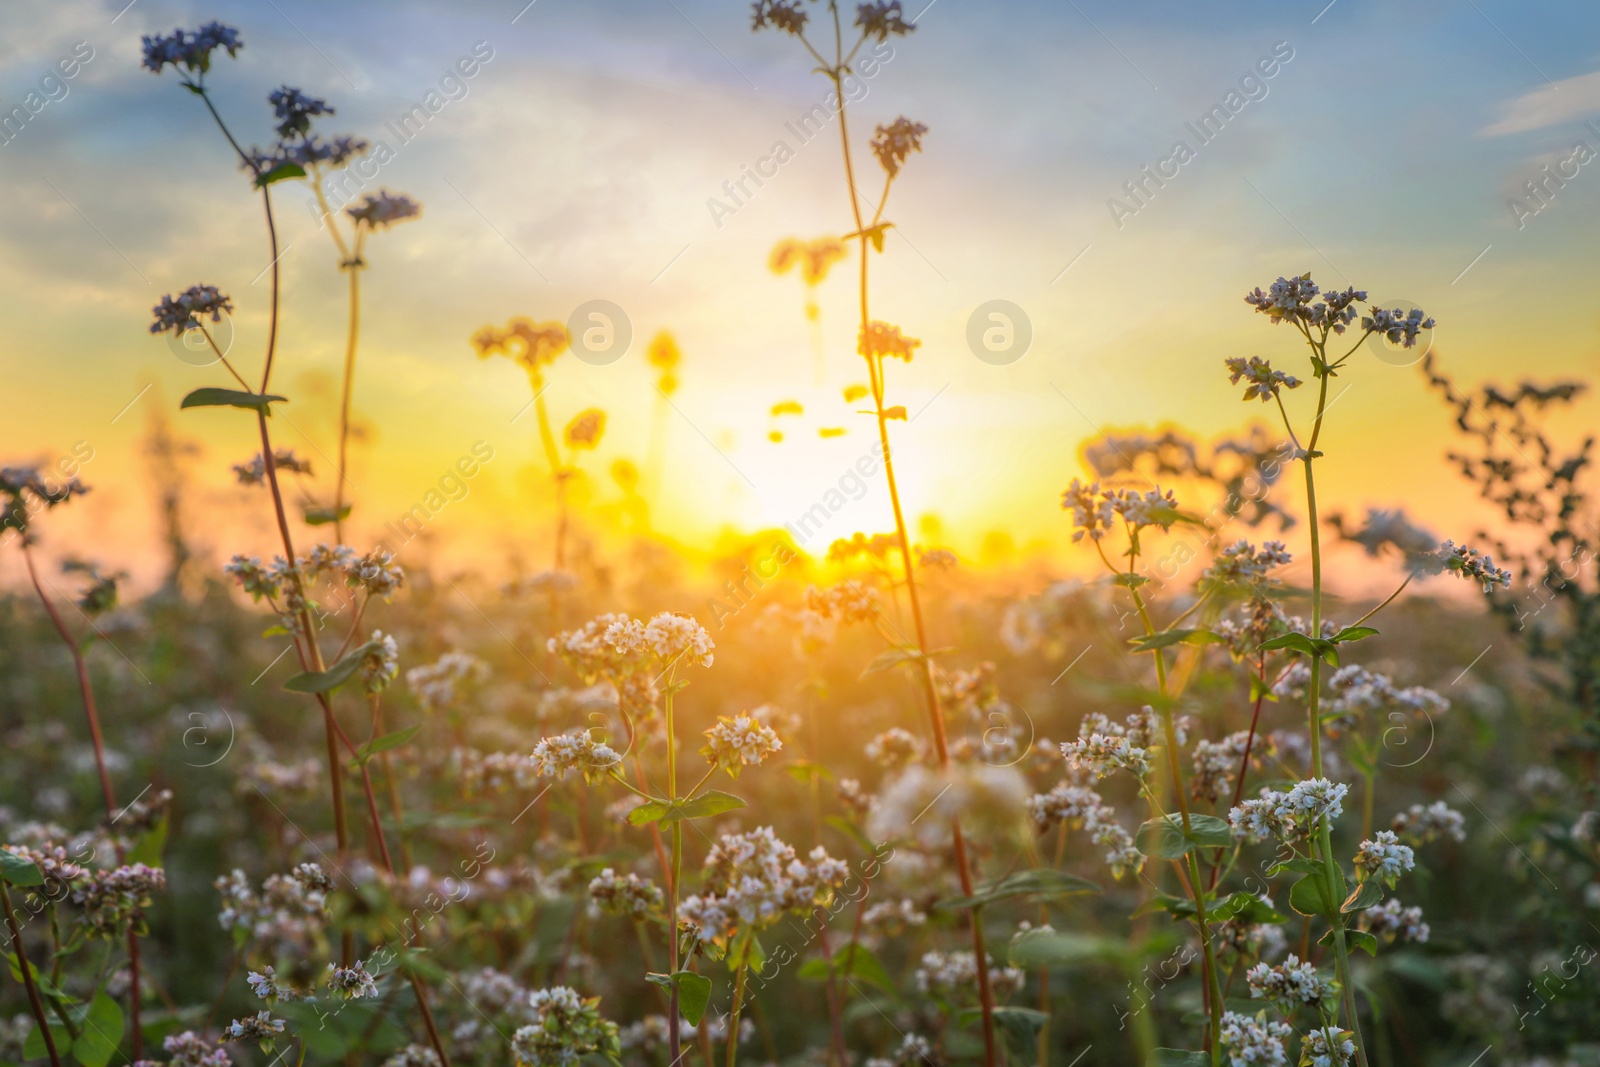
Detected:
left=1, top=879, right=62, bottom=1067
left=664, top=672, right=682, bottom=1067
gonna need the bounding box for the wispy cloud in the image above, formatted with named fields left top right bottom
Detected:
left=1482, top=69, right=1600, bottom=136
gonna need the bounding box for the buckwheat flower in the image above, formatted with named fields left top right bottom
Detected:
left=1219, top=1010, right=1292, bottom=1066
left=914, top=951, right=1025, bottom=1003
left=511, top=987, right=621, bottom=1066
left=232, top=449, right=312, bottom=486
left=326, top=959, right=379, bottom=1000
left=1353, top=830, right=1414, bottom=888
left=246, top=966, right=296, bottom=1004
left=859, top=320, right=921, bottom=361
left=1229, top=794, right=1295, bottom=844
left=871, top=117, right=929, bottom=178
left=473, top=317, right=570, bottom=372
left=141, top=22, right=243, bottom=76
left=163, top=1031, right=231, bottom=1067
left=1283, top=777, right=1347, bottom=826
left=1108, top=486, right=1180, bottom=530
left=1191, top=730, right=1256, bottom=802
left=1026, top=780, right=1106, bottom=832
left=0, top=465, right=87, bottom=536
left=861, top=897, right=927, bottom=934
left=1362, top=898, right=1429, bottom=944
left=220, top=1011, right=286, bottom=1045
left=407, top=651, right=490, bottom=712
left=868, top=763, right=1029, bottom=849
left=805, top=581, right=881, bottom=622
left=72, top=863, right=166, bottom=937
left=150, top=285, right=233, bottom=335
left=1361, top=305, right=1434, bottom=348
left=1425, top=539, right=1513, bottom=592
left=359, top=630, right=400, bottom=694
left=865, top=727, right=923, bottom=769
left=1202, top=540, right=1292, bottom=591
left=1245, top=275, right=1321, bottom=322
left=702, top=713, right=782, bottom=776
left=1246, top=954, right=1336, bottom=1007
left=837, top=777, right=875, bottom=817
left=856, top=1, right=914, bottom=40
left=1299, top=1027, right=1355, bottom=1067
left=382, top=1046, right=442, bottom=1067
left=347, top=191, right=421, bottom=229
left=1061, top=733, right=1149, bottom=779
left=286, top=133, right=369, bottom=168
left=642, top=611, right=715, bottom=668
left=268, top=86, right=333, bottom=138
left=1060, top=478, right=1113, bottom=542
left=531, top=731, right=622, bottom=783
left=344, top=548, right=405, bottom=598
left=1226, top=356, right=1302, bottom=402
left=751, top=0, right=811, bottom=34
left=587, top=868, right=664, bottom=918
left=565, top=408, right=606, bottom=450
left=1388, top=802, right=1463, bottom=847
left=1271, top=661, right=1312, bottom=701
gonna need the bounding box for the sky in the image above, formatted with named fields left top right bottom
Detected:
left=1, top=0, right=1598, bottom=590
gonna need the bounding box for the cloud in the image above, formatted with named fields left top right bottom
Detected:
left=1482, top=70, right=1600, bottom=136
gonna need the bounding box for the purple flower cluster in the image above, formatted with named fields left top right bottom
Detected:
left=751, top=0, right=812, bottom=34
left=856, top=1, right=915, bottom=40
left=141, top=22, right=242, bottom=76
left=348, top=191, right=422, bottom=229
left=871, top=116, right=929, bottom=178
left=150, top=285, right=233, bottom=336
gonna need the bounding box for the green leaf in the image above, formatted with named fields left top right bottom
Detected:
left=1211, top=891, right=1286, bottom=925
left=955, top=1006, right=1047, bottom=1059
left=1268, top=858, right=1324, bottom=878
left=1110, top=573, right=1150, bottom=588
left=1136, top=814, right=1233, bottom=860
left=23, top=1021, right=71, bottom=1063
left=860, top=646, right=922, bottom=678
left=1341, top=879, right=1385, bottom=914
left=1128, top=629, right=1224, bottom=653
left=645, top=971, right=712, bottom=1025
left=285, top=639, right=379, bottom=694
left=627, top=791, right=746, bottom=826
left=180, top=387, right=288, bottom=414
left=1330, top=625, right=1380, bottom=644
left=254, top=161, right=307, bottom=188
left=0, top=848, right=43, bottom=887
left=125, top=815, right=169, bottom=867
left=798, top=943, right=895, bottom=993
left=1148, top=1051, right=1210, bottom=1067
left=349, top=725, right=423, bottom=770
left=6, top=955, right=76, bottom=1002
left=1247, top=673, right=1278, bottom=704
left=1131, top=894, right=1196, bottom=921
left=1288, top=872, right=1337, bottom=921
left=1006, top=931, right=1130, bottom=969
left=1318, top=927, right=1380, bottom=957
left=71, top=992, right=124, bottom=1067
left=936, top=867, right=1099, bottom=911
left=304, top=504, right=352, bottom=526
left=1260, top=632, right=1319, bottom=656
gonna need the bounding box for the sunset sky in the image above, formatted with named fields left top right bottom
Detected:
left=2, top=0, right=1598, bottom=590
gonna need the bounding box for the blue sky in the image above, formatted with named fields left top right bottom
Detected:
left=2, top=0, right=1598, bottom=578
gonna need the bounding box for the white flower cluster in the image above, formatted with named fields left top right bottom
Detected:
left=1229, top=778, right=1348, bottom=843
left=220, top=1011, right=286, bottom=1045
left=509, top=987, right=619, bottom=1067
left=381, top=1045, right=441, bottom=1067
left=586, top=868, right=663, bottom=918
left=530, top=730, right=622, bottom=782
left=860, top=897, right=927, bottom=934
left=215, top=863, right=333, bottom=948
left=868, top=763, right=1029, bottom=850
left=405, top=650, right=489, bottom=713
left=547, top=613, right=647, bottom=680
left=1219, top=1009, right=1292, bottom=1066
left=361, top=629, right=400, bottom=694
left=680, top=826, right=848, bottom=943
left=1060, top=479, right=1180, bottom=542
left=701, top=713, right=782, bottom=774
left=1353, top=830, right=1415, bottom=888
left=864, top=1033, right=936, bottom=1067
left=1429, top=539, right=1513, bottom=592
left=326, top=959, right=379, bottom=1000
left=1300, top=1026, right=1355, bottom=1067
left=1060, top=707, right=1171, bottom=780
left=1326, top=665, right=1448, bottom=721
left=1246, top=954, right=1336, bottom=1007
left=1191, top=730, right=1256, bottom=802
left=450, top=747, right=538, bottom=794
left=914, top=950, right=1026, bottom=1002
left=1391, top=800, right=1466, bottom=843
left=1026, top=780, right=1144, bottom=880
left=163, top=1031, right=231, bottom=1067
left=1362, top=898, right=1429, bottom=944
left=1201, top=538, right=1293, bottom=588
left=603, top=612, right=715, bottom=668
left=804, top=581, right=881, bottom=623
left=246, top=966, right=297, bottom=1004
left=865, top=727, right=924, bottom=768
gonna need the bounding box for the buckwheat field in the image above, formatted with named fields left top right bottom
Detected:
left=2, top=3, right=1598, bottom=1066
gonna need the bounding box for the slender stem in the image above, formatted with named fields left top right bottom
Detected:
left=725, top=948, right=750, bottom=1067
left=821, top=8, right=998, bottom=1058
left=664, top=670, right=682, bottom=1067
left=1, top=880, right=62, bottom=1067
left=333, top=263, right=362, bottom=545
